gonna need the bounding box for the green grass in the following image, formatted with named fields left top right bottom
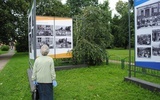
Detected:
left=0, top=52, right=30, bottom=100
left=107, top=49, right=135, bottom=58
left=107, top=49, right=135, bottom=62
left=0, top=52, right=160, bottom=100
left=55, top=65, right=160, bottom=100
left=0, top=50, right=8, bottom=55
left=107, top=49, right=160, bottom=84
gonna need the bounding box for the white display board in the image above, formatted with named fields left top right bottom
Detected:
left=135, top=0, right=160, bottom=70
left=36, top=16, right=73, bottom=58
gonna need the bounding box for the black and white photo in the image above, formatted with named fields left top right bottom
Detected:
left=152, top=44, right=160, bottom=56
left=137, top=34, right=151, bottom=45
left=152, top=29, right=160, bottom=42
left=55, top=26, right=71, bottom=36
left=37, top=25, right=53, bottom=36
left=36, top=37, right=54, bottom=49
left=137, top=2, right=160, bottom=29
left=137, top=47, right=151, bottom=58
left=55, top=38, right=72, bottom=48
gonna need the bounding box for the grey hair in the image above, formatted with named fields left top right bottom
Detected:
left=40, top=44, right=49, bottom=56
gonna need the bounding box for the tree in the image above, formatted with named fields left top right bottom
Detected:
left=98, top=0, right=113, bottom=48
left=116, top=0, right=128, bottom=15
left=111, top=0, right=134, bottom=49
left=36, top=0, right=70, bottom=17
left=0, top=0, right=17, bottom=44
left=66, top=0, right=98, bottom=17
left=0, top=0, right=30, bottom=51
left=111, top=15, right=123, bottom=48
left=72, top=4, right=113, bottom=65
left=129, top=0, right=134, bottom=8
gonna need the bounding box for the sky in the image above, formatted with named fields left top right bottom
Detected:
left=61, top=0, right=129, bottom=16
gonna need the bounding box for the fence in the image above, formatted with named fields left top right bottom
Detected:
left=107, top=55, right=160, bottom=79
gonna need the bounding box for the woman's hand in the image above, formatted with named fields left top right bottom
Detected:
left=52, top=80, right=57, bottom=87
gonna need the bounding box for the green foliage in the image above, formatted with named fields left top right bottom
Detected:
left=0, top=45, right=9, bottom=51
left=66, top=0, right=98, bottom=16
left=15, top=41, right=28, bottom=52
left=0, top=0, right=30, bottom=52
left=111, top=1, right=134, bottom=49
left=72, top=4, right=113, bottom=65
left=129, top=0, right=134, bottom=8
left=36, top=0, right=70, bottom=17
left=0, top=0, right=29, bottom=45
left=116, top=0, right=128, bottom=15
left=0, top=1, right=16, bottom=44
left=0, top=53, right=160, bottom=99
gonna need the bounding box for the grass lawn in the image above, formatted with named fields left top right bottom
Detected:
left=0, top=50, right=8, bottom=55
left=0, top=52, right=160, bottom=100
left=107, top=49, right=135, bottom=62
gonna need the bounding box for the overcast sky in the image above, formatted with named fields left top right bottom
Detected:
left=61, top=0, right=129, bottom=16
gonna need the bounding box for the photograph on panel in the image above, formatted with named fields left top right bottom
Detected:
left=137, top=2, right=160, bottom=29
left=137, top=34, right=151, bottom=45
left=37, top=25, right=53, bottom=36
left=152, top=29, right=160, bottom=42
left=55, top=26, right=71, bottom=36
left=55, top=38, right=72, bottom=48
left=36, top=37, right=54, bottom=49
left=137, top=47, right=151, bottom=58
left=152, top=44, right=160, bottom=56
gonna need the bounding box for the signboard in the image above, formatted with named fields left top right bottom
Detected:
left=28, top=1, right=73, bottom=60
left=36, top=16, right=73, bottom=58
left=135, top=0, right=160, bottom=70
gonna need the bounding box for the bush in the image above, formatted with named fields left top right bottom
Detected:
left=15, top=42, right=28, bottom=52
left=0, top=45, right=9, bottom=51
left=15, top=35, right=28, bottom=52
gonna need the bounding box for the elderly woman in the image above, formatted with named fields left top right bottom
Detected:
left=32, top=44, right=56, bottom=100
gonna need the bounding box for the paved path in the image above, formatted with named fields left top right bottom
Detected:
left=0, top=47, right=15, bottom=71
